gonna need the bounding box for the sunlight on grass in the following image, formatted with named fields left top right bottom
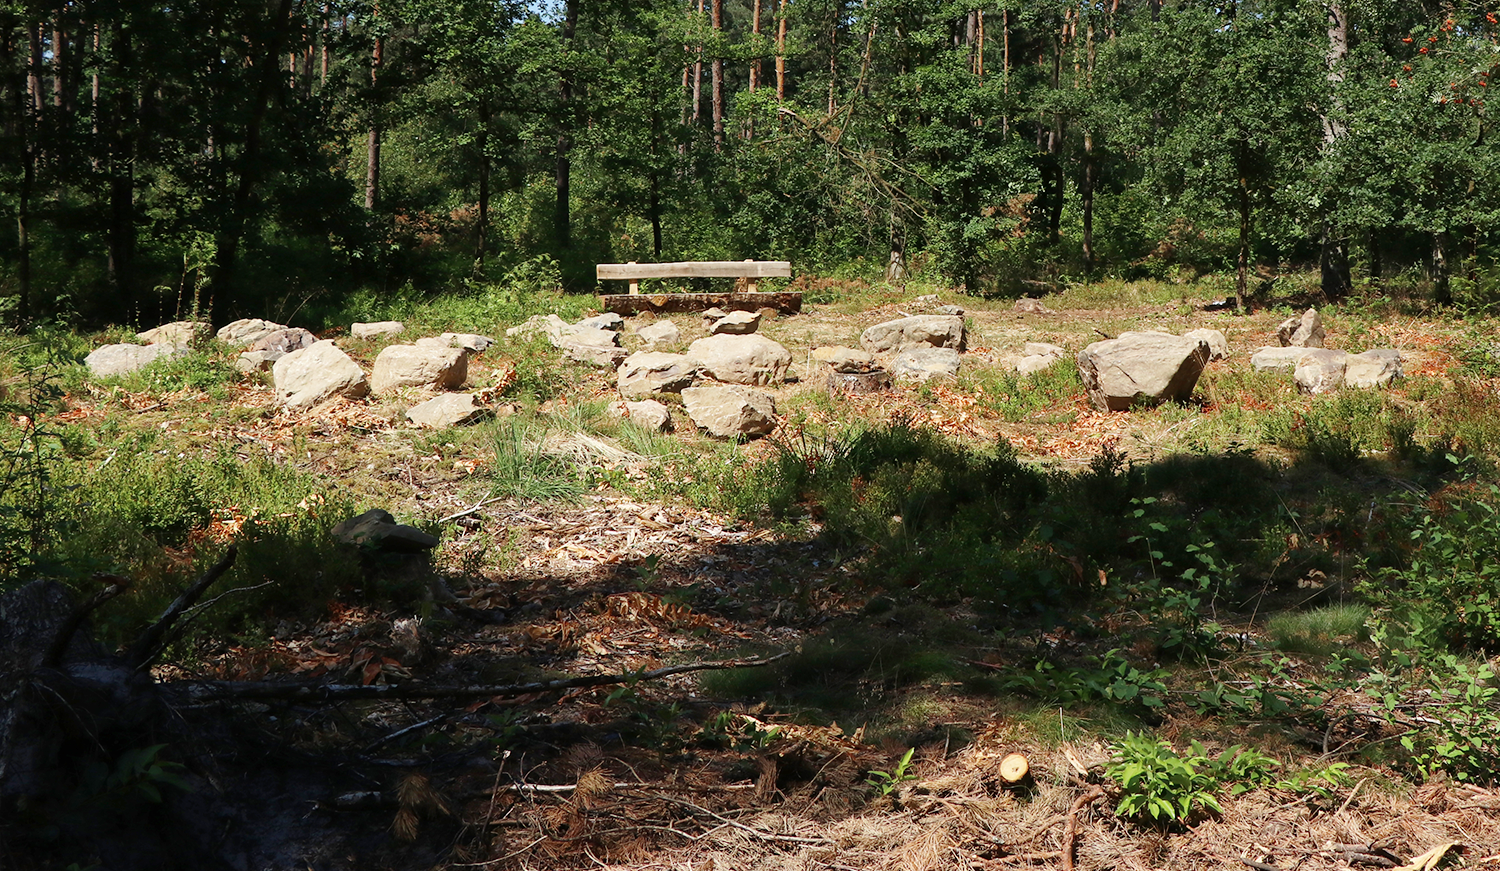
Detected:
left=1266, top=604, right=1371, bottom=656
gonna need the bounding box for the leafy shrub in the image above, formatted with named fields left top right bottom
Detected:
left=1107, top=733, right=1223, bottom=825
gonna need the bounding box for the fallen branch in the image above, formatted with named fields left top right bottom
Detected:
left=646, top=791, right=832, bottom=845
left=44, top=574, right=131, bottom=667
left=1060, top=786, right=1105, bottom=871
left=438, top=497, right=506, bottom=524
left=1233, top=856, right=1285, bottom=871
left=128, top=546, right=238, bottom=671
left=174, top=651, right=791, bottom=703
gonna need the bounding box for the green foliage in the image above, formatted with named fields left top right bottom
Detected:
left=1363, top=482, right=1500, bottom=653
left=486, top=415, right=587, bottom=502
left=1395, top=655, right=1500, bottom=783
left=1268, top=604, right=1372, bottom=656
left=999, top=650, right=1169, bottom=716
left=866, top=748, right=918, bottom=797
left=1107, top=733, right=1223, bottom=825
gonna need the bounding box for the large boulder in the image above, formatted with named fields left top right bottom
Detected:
left=558, top=328, right=628, bottom=367
left=1076, top=331, right=1210, bottom=411
left=617, top=351, right=703, bottom=398
left=1250, top=346, right=1314, bottom=371
left=406, top=393, right=490, bottom=428
left=860, top=315, right=966, bottom=354
left=892, top=347, right=961, bottom=382
left=1277, top=308, right=1325, bottom=348
left=1294, top=349, right=1348, bottom=395
left=248, top=327, right=316, bottom=355
left=708, top=310, right=761, bottom=335
left=351, top=321, right=404, bottom=340
left=273, top=340, right=369, bottom=409
left=681, top=386, right=778, bottom=438
left=635, top=320, right=681, bottom=346
left=84, top=343, right=189, bottom=378
left=1345, top=349, right=1403, bottom=389
left=687, top=334, right=792, bottom=386
left=217, top=318, right=288, bottom=348
left=136, top=320, right=207, bottom=347
left=1183, top=329, right=1229, bottom=361
left=370, top=345, right=468, bottom=393
left=1016, top=343, right=1067, bottom=377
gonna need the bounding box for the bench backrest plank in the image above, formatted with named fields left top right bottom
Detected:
left=597, top=260, right=792, bottom=280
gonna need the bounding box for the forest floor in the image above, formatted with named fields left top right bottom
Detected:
left=14, top=278, right=1500, bottom=871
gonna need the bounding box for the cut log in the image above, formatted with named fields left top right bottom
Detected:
left=999, top=752, right=1031, bottom=784
left=827, top=369, right=890, bottom=396
left=599, top=291, right=802, bottom=315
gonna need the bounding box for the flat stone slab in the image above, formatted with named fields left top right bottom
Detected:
left=634, top=320, right=681, bottom=346
left=860, top=315, right=966, bottom=354
left=608, top=399, right=672, bottom=433
left=812, top=346, right=878, bottom=373
left=575, top=313, right=625, bottom=332
left=218, top=318, right=289, bottom=348
left=407, top=393, right=490, bottom=428
left=416, top=333, right=496, bottom=353
left=1250, top=346, right=1316, bottom=371
left=85, top=343, right=189, bottom=378
left=1345, top=349, right=1403, bottom=389
left=893, top=347, right=961, bottom=382
left=558, top=328, right=627, bottom=368
left=709, top=310, right=761, bottom=335
left=249, top=327, right=316, bottom=355
left=352, top=321, right=404, bottom=340
left=137, top=321, right=207, bottom=347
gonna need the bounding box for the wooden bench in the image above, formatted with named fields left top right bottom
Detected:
left=596, top=259, right=800, bottom=315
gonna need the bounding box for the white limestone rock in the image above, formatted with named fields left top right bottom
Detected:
left=635, top=320, right=681, bottom=346
left=85, top=343, right=189, bottom=378
left=370, top=345, right=469, bottom=393
left=617, top=351, right=702, bottom=398
left=407, top=393, right=490, bottom=428
left=352, top=321, right=405, bottom=340
left=860, top=315, right=966, bottom=354
left=709, top=310, right=761, bottom=335
left=892, top=347, right=961, bottom=382
left=273, top=340, right=369, bottom=409
left=681, top=385, right=777, bottom=438
left=558, top=328, right=628, bottom=368
left=1183, top=329, right=1229, bottom=361
left=1294, top=348, right=1348, bottom=395
left=1344, top=349, right=1403, bottom=389
left=687, top=334, right=792, bottom=386
left=1277, top=308, right=1325, bottom=348
left=1076, top=331, right=1210, bottom=411
left=218, top=318, right=288, bottom=349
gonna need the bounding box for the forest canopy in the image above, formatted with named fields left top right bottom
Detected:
left=0, top=0, right=1496, bottom=326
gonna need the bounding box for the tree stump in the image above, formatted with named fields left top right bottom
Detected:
left=827, top=369, right=891, bottom=396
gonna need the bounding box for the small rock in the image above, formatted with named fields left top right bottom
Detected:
left=136, top=321, right=207, bottom=347
left=218, top=318, right=288, bottom=348
left=1250, top=346, right=1315, bottom=371
left=617, top=351, right=703, bottom=398
left=935, top=304, right=966, bottom=316
left=273, top=340, right=370, bottom=409
left=370, top=345, right=468, bottom=393
left=687, top=334, right=792, bottom=386
left=248, top=327, right=316, bottom=355
left=1024, top=342, right=1066, bottom=359
left=407, top=393, right=490, bottom=428
left=1076, top=331, right=1209, bottom=411
left=1013, top=297, right=1055, bottom=314
left=1294, top=348, right=1348, bottom=395
left=681, top=385, right=778, bottom=438
left=352, top=321, right=404, bottom=340
left=700, top=307, right=728, bottom=330
left=860, top=315, right=966, bottom=354
left=1183, top=329, right=1229, bottom=361
left=893, top=347, right=961, bottom=382
left=332, top=509, right=439, bottom=552
left=236, top=350, right=283, bottom=373
left=827, top=369, right=891, bottom=395
left=1277, top=308, right=1325, bottom=348
left=709, top=310, right=761, bottom=335
left=85, top=343, right=189, bottom=378
left=635, top=320, right=681, bottom=346
left=559, top=328, right=628, bottom=368
left=506, top=314, right=571, bottom=343
left=416, top=333, right=495, bottom=353
left=609, top=399, right=673, bottom=432
left=1015, top=354, right=1061, bottom=376
left=575, top=312, right=625, bottom=332
left=913, top=294, right=940, bottom=305
left=1344, top=349, right=1403, bottom=389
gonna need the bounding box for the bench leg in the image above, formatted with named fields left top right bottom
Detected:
left=629, top=280, right=639, bottom=295
left=746, top=279, right=758, bottom=294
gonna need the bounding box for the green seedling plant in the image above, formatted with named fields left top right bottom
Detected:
left=1107, top=733, right=1222, bottom=825
left=866, top=747, right=918, bottom=797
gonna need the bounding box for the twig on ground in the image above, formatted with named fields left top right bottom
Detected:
left=645, top=792, right=832, bottom=846
left=178, top=651, right=791, bottom=703
left=440, top=497, right=506, bottom=524
left=1233, top=856, right=1286, bottom=871
left=1061, top=786, right=1105, bottom=871
left=128, top=545, right=238, bottom=670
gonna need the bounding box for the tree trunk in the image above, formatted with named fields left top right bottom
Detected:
left=1431, top=231, right=1451, bottom=306
left=776, top=0, right=787, bottom=101
left=711, top=0, right=723, bottom=149
left=692, top=0, right=703, bottom=124
left=107, top=20, right=136, bottom=312
left=14, top=67, right=32, bottom=324
left=1236, top=164, right=1250, bottom=311
left=1082, top=130, right=1095, bottom=272
left=364, top=28, right=382, bottom=211
left=1319, top=0, right=1350, bottom=299
left=556, top=0, right=579, bottom=251
left=749, top=0, right=761, bottom=92
left=476, top=102, right=489, bottom=270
